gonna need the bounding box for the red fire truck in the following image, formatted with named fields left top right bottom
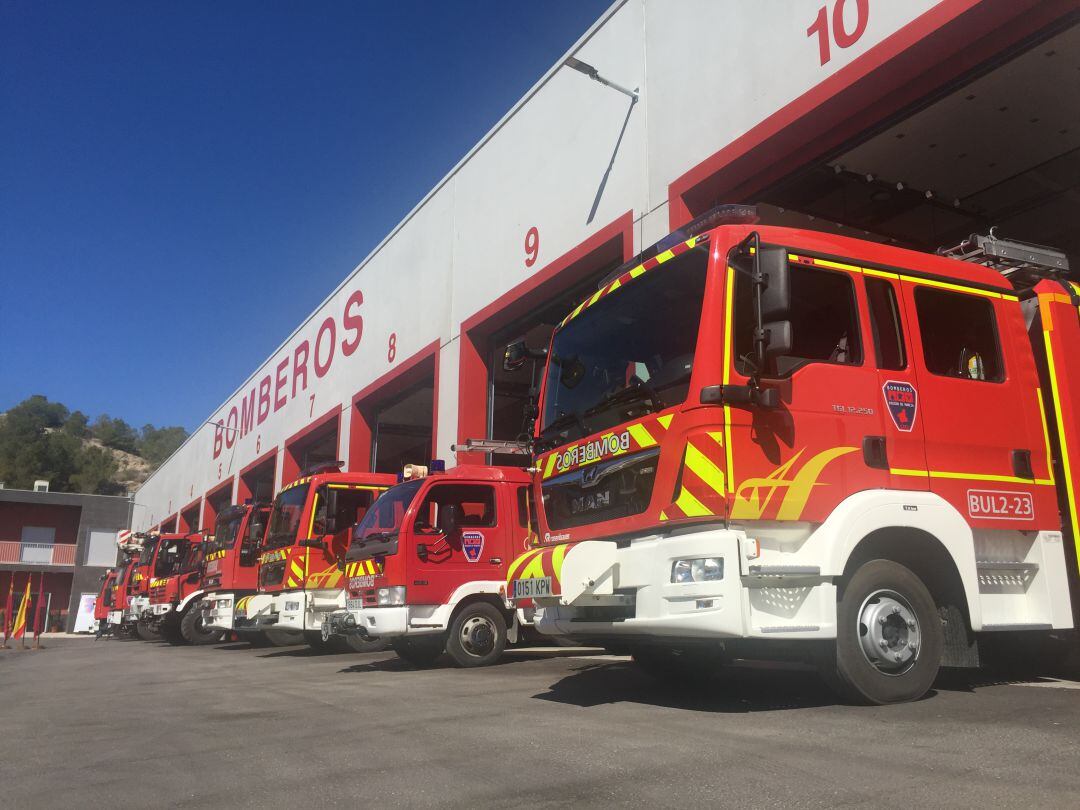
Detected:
left=206, top=463, right=396, bottom=651
left=93, top=568, right=118, bottom=637
left=507, top=207, right=1078, bottom=704
left=145, top=532, right=217, bottom=644
left=323, top=462, right=537, bottom=667
left=107, top=531, right=154, bottom=639
left=198, top=502, right=278, bottom=645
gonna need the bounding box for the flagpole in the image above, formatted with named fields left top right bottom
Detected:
left=32, top=571, right=45, bottom=650
left=1, top=574, right=13, bottom=650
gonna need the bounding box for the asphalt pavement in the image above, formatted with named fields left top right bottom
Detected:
left=1, top=636, right=1078, bottom=808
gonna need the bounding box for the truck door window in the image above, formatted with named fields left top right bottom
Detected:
left=914, top=287, right=1003, bottom=382
left=866, top=277, right=906, bottom=370
left=734, top=262, right=862, bottom=377
left=414, top=484, right=497, bottom=533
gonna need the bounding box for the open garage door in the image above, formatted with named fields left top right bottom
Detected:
left=204, top=478, right=235, bottom=531
left=756, top=23, right=1080, bottom=265
left=283, top=413, right=340, bottom=485
left=372, top=384, right=434, bottom=473
left=238, top=451, right=276, bottom=504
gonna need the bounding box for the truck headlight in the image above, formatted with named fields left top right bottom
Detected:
left=376, top=587, right=406, bottom=606
left=671, top=557, right=723, bottom=584
left=284, top=601, right=301, bottom=612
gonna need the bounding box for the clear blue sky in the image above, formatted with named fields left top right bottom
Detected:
left=0, top=0, right=610, bottom=431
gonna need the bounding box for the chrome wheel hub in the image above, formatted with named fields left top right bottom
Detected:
left=857, top=589, right=920, bottom=675
left=459, top=615, right=497, bottom=657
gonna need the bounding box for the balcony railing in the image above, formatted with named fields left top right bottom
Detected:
left=0, top=541, right=77, bottom=566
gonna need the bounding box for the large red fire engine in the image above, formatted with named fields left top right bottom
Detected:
left=507, top=207, right=1078, bottom=704
left=197, top=502, right=276, bottom=645
left=145, top=532, right=217, bottom=644
left=323, top=462, right=537, bottom=667
left=107, top=531, right=154, bottom=639
left=206, top=463, right=396, bottom=651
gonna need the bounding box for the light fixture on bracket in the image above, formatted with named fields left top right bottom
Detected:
left=564, top=56, right=639, bottom=101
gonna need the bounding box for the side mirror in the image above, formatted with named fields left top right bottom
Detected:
left=437, top=504, right=460, bottom=536
left=323, top=488, right=340, bottom=534
left=763, top=320, right=793, bottom=361
left=503, top=340, right=529, bottom=372
left=758, top=246, right=791, bottom=321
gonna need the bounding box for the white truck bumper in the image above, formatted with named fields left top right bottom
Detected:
left=533, top=529, right=836, bottom=641
left=274, top=590, right=345, bottom=633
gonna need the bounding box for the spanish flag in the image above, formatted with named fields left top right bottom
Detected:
left=11, top=578, right=30, bottom=640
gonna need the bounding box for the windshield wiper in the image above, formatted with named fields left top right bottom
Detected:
left=355, top=530, right=396, bottom=546
left=583, top=376, right=665, bottom=423
left=539, top=408, right=591, bottom=446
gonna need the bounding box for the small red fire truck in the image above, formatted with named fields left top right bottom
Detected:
left=197, top=502, right=276, bottom=645
left=323, top=462, right=538, bottom=667
left=107, top=531, right=154, bottom=639
left=145, top=532, right=216, bottom=644
left=507, top=207, right=1079, bottom=704
left=206, top=463, right=396, bottom=651
left=93, top=568, right=118, bottom=637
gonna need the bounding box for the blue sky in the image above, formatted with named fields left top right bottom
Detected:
left=0, top=0, right=610, bottom=430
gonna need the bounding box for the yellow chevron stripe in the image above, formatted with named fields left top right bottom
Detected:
left=657, top=414, right=673, bottom=429
left=551, top=543, right=569, bottom=579
left=684, top=441, right=726, bottom=497
left=517, top=552, right=548, bottom=581
left=627, top=422, right=657, bottom=448
left=544, top=454, right=557, bottom=479
left=675, top=486, right=712, bottom=517
left=707, top=430, right=723, bottom=446
left=507, top=549, right=542, bottom=582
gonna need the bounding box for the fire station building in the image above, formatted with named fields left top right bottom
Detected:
left=0, top=485, right=129, bottom=632
left=133, top=0, right=1080, bottom=529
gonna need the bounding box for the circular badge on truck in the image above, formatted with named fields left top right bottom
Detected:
left=462, top=531, right=484, bottom=563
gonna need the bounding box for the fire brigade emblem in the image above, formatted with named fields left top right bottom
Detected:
left=883, top=381, right=918, bottom=432
left=461, top=531, right=484, bottom=563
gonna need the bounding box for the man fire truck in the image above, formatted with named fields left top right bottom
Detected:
left=145, top=531, right=217, bottom=644
left=206, top=462, right=395, bottom=651
left=196, top=502, right=281, bottom=646
left=323, top=461, right=537, bottom=667
left=507, top=205, right=1078, bottom=704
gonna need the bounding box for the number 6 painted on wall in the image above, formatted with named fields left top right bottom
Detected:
left=524, top=226, right=539, bottom=268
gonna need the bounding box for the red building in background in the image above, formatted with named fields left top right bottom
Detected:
left=0, top=483, right=130, bottom=632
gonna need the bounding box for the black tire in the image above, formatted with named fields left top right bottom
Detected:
left=392, top=635, right=444, bottom=668
left=632, top=646, right=725, bottom=684
left=181, top=602, right=223, bottom=645
left=244, top=630, right=276, bottom=648
left=304, top=631, right=339, bottom=653
left=445, top=602, right=507, bottom=668
left=136, top=621, right=161, bottom=642
left=342, top=634, right=390, bottom=654
left=162, top=618, right=186, bottom=645
left=824, top=559, right=943, bottom=705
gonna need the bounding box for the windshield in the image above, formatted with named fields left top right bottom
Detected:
left=212, top=513, right=244, bottom=552
left=351, top=479, right=423, bottom=545
left=265, top=484, right=309, bottom=549
left=154, top=539, right=183, bottom=577
left=540, top=248, right=709, bottom=446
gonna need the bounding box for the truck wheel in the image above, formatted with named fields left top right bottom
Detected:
left=163, top=618, right=187, bottom=645
left=266, top=628, right=303, bottom=647
left=244, top=631, right=275, bottom=648
left=181, top=602, right=223, bottom=645
left=825, top=559, right=943, bottom=705
left=136, top=621, right=161, bottom=642
left=392, top=636, right=444, bottom=668
left=342, top=635, right=389, bottom=654
left=446, top=602, right=507, bottom=668
left=304, top=631, right=337, bottom=653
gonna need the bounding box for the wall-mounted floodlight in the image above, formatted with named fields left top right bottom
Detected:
left=564, top=56, right=639, bottom=101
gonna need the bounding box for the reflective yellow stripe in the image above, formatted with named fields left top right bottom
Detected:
left=675, top=486, right=712, bottom=517
left=1036, top=389, right=1055, bottom=485
left=890, top=468, right=930, bottom=477
left=551, top=543, right=569, bottom=579
left=657, top=414, right=673, bottom=429
left=543, top=454, right=557, bottom=479
left=723, top=268, right=736, bottom=493
left=812, top=257, right=863, bottom=273
left=1043, top=329, right=1080, bottom=569
left=627, top=422, right=657, bottom=448
left=890, top=466, right=1052, bottom=485
left=507, top=549, right=542, bottom=583
left=654, top=249, right=675, bottom=263
left=862, top=267, right=900, bottom=280
left=684, top=442, right=726, bottom=497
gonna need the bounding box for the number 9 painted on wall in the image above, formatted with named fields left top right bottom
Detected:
left=524, top=226, right=539, bottom=268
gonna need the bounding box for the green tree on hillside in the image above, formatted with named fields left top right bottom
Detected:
left=0, top=395, right=190, bottom=495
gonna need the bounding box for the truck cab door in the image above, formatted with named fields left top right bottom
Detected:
left=409, top=483, right=501, bottom=605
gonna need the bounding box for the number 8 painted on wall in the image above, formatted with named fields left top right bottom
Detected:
left=524, top=226, right=539, bottom=268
